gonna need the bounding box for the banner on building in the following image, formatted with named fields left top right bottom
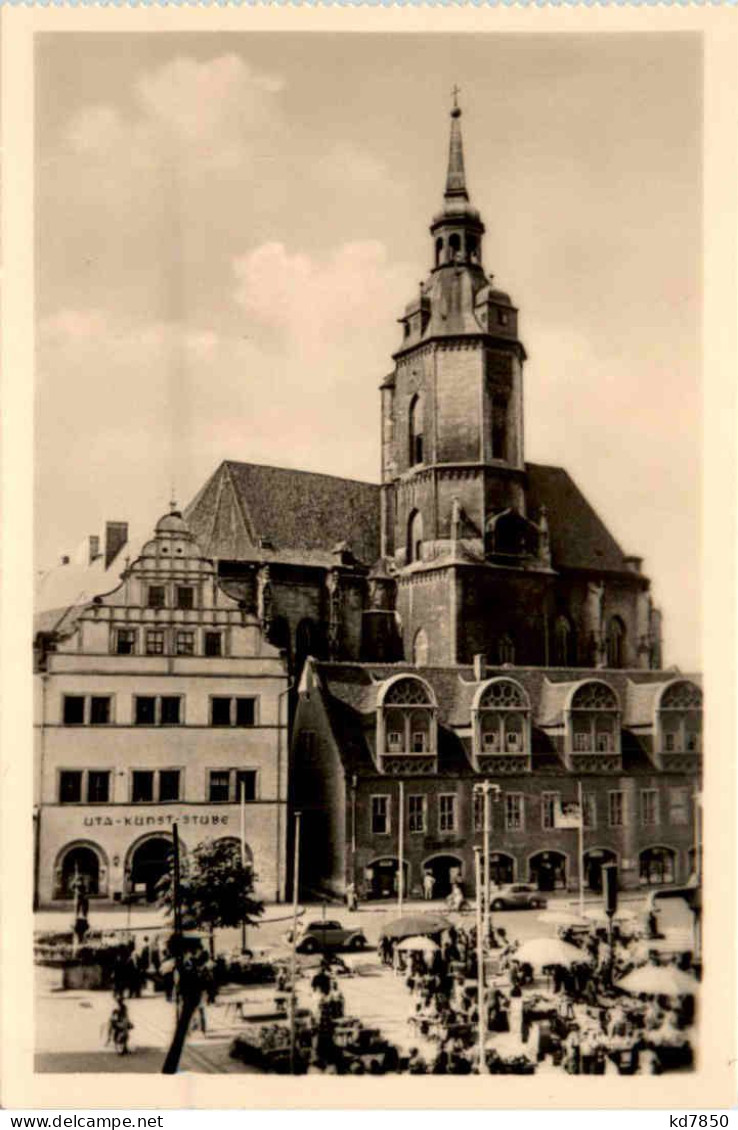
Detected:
left=554, top=799, right=583, bottom=829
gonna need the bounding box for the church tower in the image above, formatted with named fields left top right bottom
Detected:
left=380, top=95, right=553, bottom=666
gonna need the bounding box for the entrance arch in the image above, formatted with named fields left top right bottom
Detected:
left=488, top=852, right=515, bottom=887
left=127, top=835, right=174, bottom=902
left=55, top=841, right=107, bottom=899
left=528, top=850, right=567, bottom=892
left=364, top=857, right=409, bottom=901
left=639, top=846, right=677, bottom=886
left=422, top=854, right=464, bottom=900
left=583, top=848, right=618, bottom=893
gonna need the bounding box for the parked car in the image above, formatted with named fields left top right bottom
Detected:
left=285, top=919, right=368, bottom=954
left=489, top=884, right=548, bottom=911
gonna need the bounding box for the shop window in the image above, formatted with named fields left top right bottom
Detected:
left=204, top=631, right=223, bottom=657
left=176, top=586, right=194, bottom=610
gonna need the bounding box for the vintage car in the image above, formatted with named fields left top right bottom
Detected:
left=489, top=884, right=548, bottom=911
left=285, top=919, right=368, bottom=954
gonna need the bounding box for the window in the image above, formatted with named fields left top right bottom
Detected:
left=411, top=730, right=428, bottom=753
left=59, top=770, right=82, bottom=804
left=669, top=788, right=689, bottom=826
left=132, top=771, right=154, bottom=803
left=381, top=677, right=435, bottom=759
left=483, top=729, right=500, bottom=752
left=158, top=770, right=180, bottom=803
left=371, top=796, right=390, bottom=835
left=608, top=791, right=625, bottom=828
left=505, top=793, right=524, bottom=831
left=176, top=631, right=195, bottom=656
left=408, top=795, right=426, bottom=833
left=439, top=794, right=457, bottom=833
left=554, top=616, right=572, bottom=666
left=407, top=510, right=423, bottom=564
left=574, top=732, right=592, bottom=752
left=160, top=697, right=181, bottom=726
left=583, top=794, right=597, bottom=829
left=87, top=770, right=110, bottom=804
left=473, top=791, right=483, bottom=831
left=388, top=731, right=403, bottom=752
left=145, top=629, right=165, bottom=656
left=541, top=792, right=560, bottom=831
left=116, top=629, right=136, bottom=655
left=595, top=732, right=612, bottom=752
left=665, top=732, right=676, bottom=752
left=204, top=632, right=222, bottom=657
left=497, top=309, right=509, bottom=326
left=208, top=769, right=258, bottom=803
left=135, top=696, right=183, bottom=726
left=132, top=770, right=180, bottom=803
left=148, top=585, right=166, bottom=609
left=63, top=696, right=85, bottom=725
left=89, top=696, right=111, bottom=725
left=569, top=682, right=619, bottom=757
left=176, top=586, right=194, bottom=610
left=498, top=635, right=515, bottom=665
left=135, top=697, right=157, bottom=726
left=606, top=617, right=626, bottom=668
left=641, top=789, right=659, bottom=827
left=210, top=697, right=257, bottom=727
left=409, top=394, right=424, bottom=467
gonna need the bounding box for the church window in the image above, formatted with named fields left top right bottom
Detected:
left=449, top=233, right=461, bottom=260
left=435, top=237, right=444, bottom=267
left=467, top=234, right=478, bottom=261
left=409, top=395, right=424, bottom=466
left=606, top=616, right=626, bottom=668
left=554, top=616, right=573, bottom=666
left=407, top=510, right=423, bottom=563
left=498, top=634, right=515, bottom=665
left=412, top=628, right=429, bottom=666
left=492, top=394, right=509, bottom=461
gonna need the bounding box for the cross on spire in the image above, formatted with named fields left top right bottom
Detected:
left=451, top=84, right=461, bottom=113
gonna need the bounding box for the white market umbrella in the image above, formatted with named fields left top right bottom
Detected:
left=515, top=937, right=591, bottom=970
left=396, top=935, right=440, bottom=954
left=616, top=965, right=698, bottom=997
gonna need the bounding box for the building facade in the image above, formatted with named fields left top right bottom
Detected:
left=292, top=659, right=701, bottom=898
left=34, top=507, right=289, bottom=907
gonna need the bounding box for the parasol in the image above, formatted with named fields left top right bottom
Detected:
left=515, top=937, right=592, bottom=970
left=396, top=935, right=440, bottom=954
left=616, top=965, right=698, bottom=997
left=380, top=914, right=452, bottom=940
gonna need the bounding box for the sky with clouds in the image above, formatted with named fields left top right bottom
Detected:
left=35, top=32, right=702, bottom=669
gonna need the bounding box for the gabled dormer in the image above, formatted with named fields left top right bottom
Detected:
left=375, top=674, right=438, bottom=775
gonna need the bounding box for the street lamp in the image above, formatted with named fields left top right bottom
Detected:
left=473, top=781, right=501, bottom=951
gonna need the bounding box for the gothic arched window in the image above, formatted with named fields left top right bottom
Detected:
left=659, top=680, right=702, bottom=754
left=449, top=232, right=462, bottom=261
left=606, top=616, right=626, bottom=668
left=409, top=394, right=424, bottom=467
left=412, top=628, right=429, bottom=667
left=407, top=510, right=423, bottom=564
left=498, top=634, right=515, bottom=665
left=554, top=615, right=573, bottom=666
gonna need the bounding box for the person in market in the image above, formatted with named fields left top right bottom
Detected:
left=345, top=881, right=358, bottom=912
left=423, top=871, right=436, bottom=901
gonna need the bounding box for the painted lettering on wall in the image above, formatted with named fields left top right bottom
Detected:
left=82, top=813, right=229, bottom=828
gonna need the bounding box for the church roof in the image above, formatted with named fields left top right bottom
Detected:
left=185, top=460, right=381, bottom=568
left=525, top=463, right=633, bottom=575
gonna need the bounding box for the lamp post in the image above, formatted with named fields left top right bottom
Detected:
left=289, top=810, right=302, bottom=1075
left=473, top=847, right=487, bottom=1074
left=473, top=781, right=501, bottom=950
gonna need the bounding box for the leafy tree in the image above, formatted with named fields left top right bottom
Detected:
left=157, top=838, right=263, bottom=954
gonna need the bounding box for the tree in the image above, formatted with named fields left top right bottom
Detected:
left=157, top=838, right=263, bottom=955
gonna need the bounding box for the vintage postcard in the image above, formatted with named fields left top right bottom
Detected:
left=0, top=3, right=736, bottom=1111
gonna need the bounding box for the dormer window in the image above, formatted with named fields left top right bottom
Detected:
left=148, top=585, right=166, bottom=609
left=567, top=680, right=620, bottom=763
left=658, top=680, right=702, bottom=757
left=473, top=678, right=530, bottom=766
left=176, top=586, right=194, bottom=610
left=377, top=676, right=437, bottom=767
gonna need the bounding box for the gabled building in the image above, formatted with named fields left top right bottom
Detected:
left=34, top=506, right=289, bottom=907
left=292, top=658, right=701, bottom=898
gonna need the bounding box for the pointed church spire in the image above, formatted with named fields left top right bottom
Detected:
left=445, top=86, right=469, bottom=202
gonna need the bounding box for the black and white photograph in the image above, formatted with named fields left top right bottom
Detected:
left=1, top=8, right=736, bottom=1109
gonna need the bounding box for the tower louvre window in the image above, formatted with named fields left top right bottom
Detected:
left=407, top=510, right=423, bottom=564
left=408, top=394, right=424, bottom=467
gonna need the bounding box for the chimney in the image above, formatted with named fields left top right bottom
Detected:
left=88, top=535, right=100, bottom=564
left=473, top=653, right=486, bottom=681
left=105, top=522, right=128, bottom=569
